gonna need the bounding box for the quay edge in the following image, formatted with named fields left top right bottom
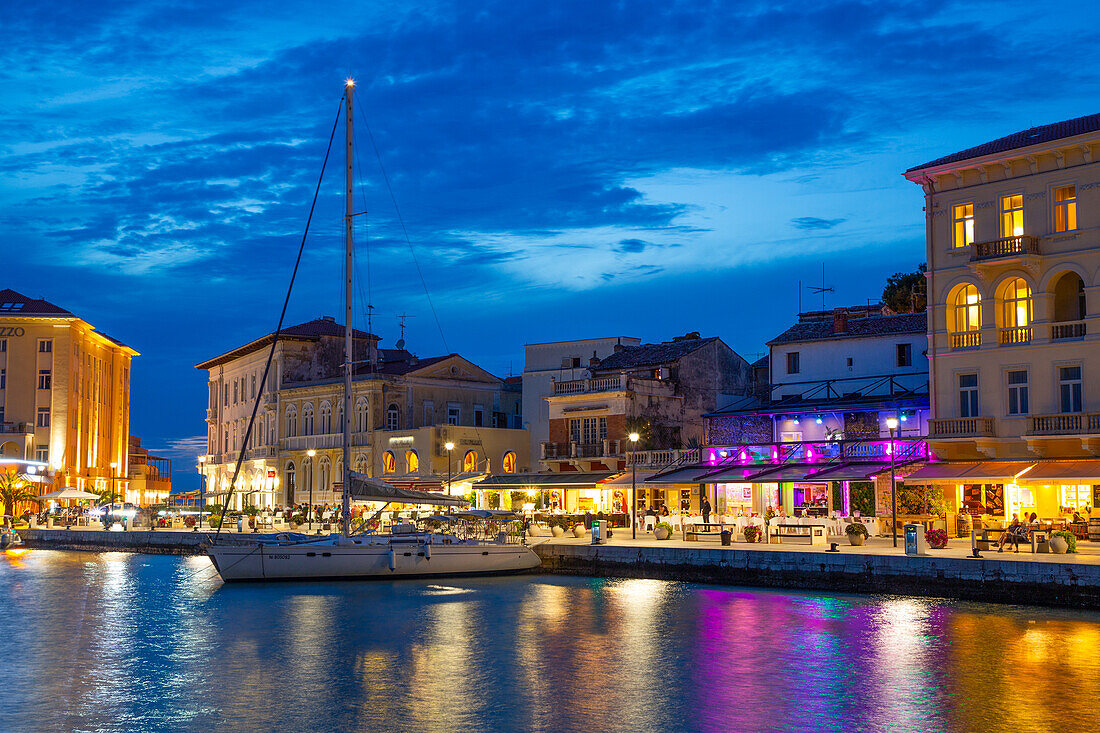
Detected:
left=532, top=542, right=1100, bottom=609
left=18, top=528, right=213, bottom=555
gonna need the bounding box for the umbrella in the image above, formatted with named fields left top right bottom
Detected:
left=36, top=488, right=101, bottom=501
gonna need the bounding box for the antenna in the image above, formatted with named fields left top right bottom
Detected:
left=396, top=312, right=415, bottom=351
left=807, top=263, right=834, bottom=312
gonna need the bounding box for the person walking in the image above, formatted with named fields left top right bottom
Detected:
left=702, top=496, right=712, bottom=525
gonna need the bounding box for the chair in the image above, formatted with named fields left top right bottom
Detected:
left=644, top=516, right=656, bottom=531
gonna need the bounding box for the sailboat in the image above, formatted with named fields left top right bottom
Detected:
left=206, top=81, right=540, bottom=582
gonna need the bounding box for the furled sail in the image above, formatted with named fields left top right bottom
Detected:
left=346, top=471, right=469, bottom=506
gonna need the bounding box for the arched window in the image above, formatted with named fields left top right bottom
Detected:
left=285, top=406, right=297, bottom=438
left=302, top=403, right=315, bottom=435
left=302, top=457, right=313, bottom=494
left=285, top=462, right=296, bottom=502
left=386, top=403, right=399, bottom=431
left=319, top=401, right=332, bottom=434
left=355, top=397, right=368, bottom=433
left=354, top=454, right=368, bottom=474
left=999, top=277, right=1032, bottom=344
left=502, top=451, right=517, bottom=473
left=949, top=284, right=982, bottom=349
left=1052, top=272, right=1086, bottom=325
left=335, top=402, right=344, bottom=433
left=463, top=450, right=479, bottom=472
left=319, top=457, right=331, bottom=492
left=383, top=451, right=396, bottom=473
left=405, top=450, right=419, bottom=473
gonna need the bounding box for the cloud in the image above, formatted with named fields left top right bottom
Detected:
left=616, top=238, right=650, bottom=253
left=790, top=216, right=847, bottom=231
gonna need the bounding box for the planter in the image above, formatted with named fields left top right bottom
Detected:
left=1050, top=535, right=1069, bottom=554
left=848, top=534, right=865, bottom=546
left=654, top=526, right=671, bottom=541
left=550, top=525, right=565, bottom=538
left=572, top=525, right=585, bottom=538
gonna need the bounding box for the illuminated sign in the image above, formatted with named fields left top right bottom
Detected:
left=0, top=327, right=25, bottom=337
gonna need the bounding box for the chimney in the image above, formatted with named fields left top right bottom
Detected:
left=833, top=308, right=848, bottom=334
left=613, top=343, right=625, bottom=352
left=589, top=350, right=600, bottom=367
left=321, top=315, right=335, bottom=323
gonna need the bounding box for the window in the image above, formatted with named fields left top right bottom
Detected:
left=355, top=398, right=368, bottom=432
left=386, top=403, right=399, bottom=431
left=251, top=374, right=256, bottom=399
left=0, top=302, right=23, bottom=311
left=285, top=408, right=297, bottom=437
left=286, top=463, right=296, bottom=495
left=0, top=340, right=6, bottom=352
left=1059, top=366, right=1083, bottom=413
left=38, top=370, right=51, bottom=390
left=406, top=450, right=419, bottom=473
left=949, top=284, right=982, bottom=349
left=463, top=450, right=479, bottom=472
left=38, top=339, right=52, bottom=353
left=1054, top=185, right=1077, bottom=232
left=447, top=405, right=460, bottom=425
left=319, top=402, right=331, bottom=434
left=302, top=403, right=314, bottom=435
left=0, top=369, right=4, bottom=389
left=223, top=383, right=228, bottom=406
left=1006, top=370, right=1029, bottom=416
left=424, top=401, right=434, bottom=425
left=953, top=203, right=975, bottom=247
left=474, top=405, right=484, bottom=427
left=1000, top=277, right=1032, bottom=344
left=502, top=451, right=517, bottom=473
left=896, top=343, right=912, bottom=368
left=1001, top=194, right=1023, bottom=237
left=36, top=407, right=50, bottom=427
left=959, top=374, right=979, bottom=418
left=233, top=381, right=238, bottom=404
left=846, top=357, right=853, bottom=369
left=382, top=451, right=396, bottom=473
left=35, top=445, right=48, bottom=463
left=786, top=352, right=800, bottom=374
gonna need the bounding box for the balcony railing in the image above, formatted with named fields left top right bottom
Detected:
left=929, top=417, right=995, bottom=439
left=246, top=446, right=278, bottom=459
left=998, top=325, right=1032, bottom=345
left=949, top=331, right=981, bottom=350
left=205, top=408, right=217, bottom=421
left=1051, top=320, right=1086, bottom=341
left=1026, top=412, right=1100, bottom=436
left=627, top=448, right=701, bottom=468
left=0, top=422, right=32, bottom=434
left=971, top=235, right=1040, bottom=261
left=553, top=374, right=629, bottom=395
left=540, top=439, right=623, bottom=461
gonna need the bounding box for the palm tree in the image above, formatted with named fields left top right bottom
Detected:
left=0, top=470, right=36, bottom=520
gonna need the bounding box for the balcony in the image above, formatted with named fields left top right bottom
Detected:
left=0, top=421, right=33, bottom=435
left=246, top=446, right=278, bottom=460
left=553, top=375, right=629, bottom=395
left=205, top=408, right=217, bottom=422
left=948, top=331, right=981, bottom=350
left=1026, top=413, right=1100, bottom=436
left=929, top=417, right=995, bottom=439
left=1051, top=320, right=1087, bottom=341
left=540, top=439, right=623, bottom=461
left=998, top=325, right=1032, bottom=346
left=627, top=448, right=701, bottom=468
left=970, top=235, right=1040, bottom=262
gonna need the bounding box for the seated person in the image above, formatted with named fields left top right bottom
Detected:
left=1073, top=510, right=1085, bottom=523
left=659, top=504, right=670, bottom=517
left=998, top=514, right=1028, bottom=553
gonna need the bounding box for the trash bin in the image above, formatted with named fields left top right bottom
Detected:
left=904, top=523, right=928, bottom=556
left=591, top=520, right=608, bottom=545
left=720, top=529, right=732, bottom=546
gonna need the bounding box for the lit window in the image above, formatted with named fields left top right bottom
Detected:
left=1054, top=185, right=1077, bottom=232
left=953, top=203, right=974, bottom=247
left=382, top=451, right=396, bottom=473
left=406, top=450, right=419, bottom=473
left=999, top=278, right=1032, bottom=345
left=951, top=285, right=982, bottom=335
left=463, top=450, right=479, bottom=472
left=1006, top=370, right=1029, bottom=416
left=1059, top=366, right=1083, bottom=413
left=1001, top=194, right=1023, bottom=237
left=502, top=451, right=517, bottom=473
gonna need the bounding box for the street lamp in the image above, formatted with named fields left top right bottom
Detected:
left=109, top=461, right=118, bottom=526
left=307, top=449, right=316, bottom=530
left=629, top=432, right=640, bottom=539
left=445, top=441, right=455, bottom=501
left=197, top=455, right=207, bottom=530
left=886, top=416, right=899, bottom=548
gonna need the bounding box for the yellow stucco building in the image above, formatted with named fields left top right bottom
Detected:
left=0, top=288, right=137, bottom=496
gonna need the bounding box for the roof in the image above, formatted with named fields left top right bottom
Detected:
left=196, top=317, right=379, bottom=369
left=0, top=288, right=74, bottom=317
left=595, top=336, right=717, bottom=371
left=907, top=112, right=1100, bottom=172
left=374, top=353, right=453, bottom=376
left=751, top=355, right=769, bottom=369
left=768, top=312, right=927, bottom=346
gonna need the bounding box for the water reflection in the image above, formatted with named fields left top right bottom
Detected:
left=2, top=551, right=1099, bottom=732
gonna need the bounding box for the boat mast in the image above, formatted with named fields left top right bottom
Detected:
left=342, top=79, right=354, bottom=537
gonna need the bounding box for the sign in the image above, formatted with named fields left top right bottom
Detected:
left=333, top=482, right=343, bottom=492
left=267, top=470, right=276, bottom=478
left=0, top=327, right=25, bottom=337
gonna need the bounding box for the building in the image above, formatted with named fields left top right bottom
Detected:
left=691, top=304, right=930, bottom=520
left=126, top=435, right=171, bottom=506
left=902, top=111, right=1100, bottom=525
left=521, top=336, right=640, bottom=460
left=512, top=333, right=753, bottom=513
left=0, top=288, right=137, bottom=495
left=196, top=317, right=528, bottom=509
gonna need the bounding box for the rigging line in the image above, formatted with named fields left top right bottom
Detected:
left=214, top=95, right=345, bottom=542
left=352, top=138, right=373, bottom=317
left=356, top=95, right=450, bottom=354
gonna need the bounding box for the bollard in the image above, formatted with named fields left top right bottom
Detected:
left=720, top=529, right=732, bottom=546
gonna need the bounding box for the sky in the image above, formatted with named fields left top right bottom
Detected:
left=4, top=0, right=1100, bottom=489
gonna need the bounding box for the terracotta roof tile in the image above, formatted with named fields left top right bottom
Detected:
left=768, top=312, right=927, bottom=345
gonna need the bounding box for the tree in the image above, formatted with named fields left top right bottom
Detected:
left=0, top=470, right=36, bottom=519
left=623, top=416, right=653, bottom=450
left=882, top=263, right=927, bottom=313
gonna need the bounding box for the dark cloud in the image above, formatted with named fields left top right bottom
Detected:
left=616, top=239, right=650, bottom=253
left=791, top=216, right=846, bottom=231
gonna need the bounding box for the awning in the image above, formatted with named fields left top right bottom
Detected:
left=1018, top=460, right=1100, bottom=483
left=694, top=466, right=775, bottom=483
left=605, top=471, right=658, bottom=487
left=805, top=462, right=893, bottom=482
left=743, top=464, right=822, bottom=483
left=902, top=461, right=1035, bottom=484
left=902, top=462, right=980, bottom=483
left=473, top=472, right=613, bottom=489
left=346, top=472, right=468, bottom=506
left=36, top=488, right=100, bottom=501
left=645, top=465, right=714, bottom=483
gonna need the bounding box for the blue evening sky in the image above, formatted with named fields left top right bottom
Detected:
left=3, top=0, right=1099, bottom=488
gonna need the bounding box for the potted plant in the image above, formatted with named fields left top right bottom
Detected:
left=571, top=523, right=586, bottom=538
left=290, top=514, right=305, bottom=530
left=925, top=528, right=948, bottom=549
left=845, top=522, right=868, bottom=546
left=654, top=522, right=673, bottom=540
left=549, top=517, right=566, bottom=538
left=743, top=525, right=761, bottom=544
left=1050, top=530, right=1076, bottom=554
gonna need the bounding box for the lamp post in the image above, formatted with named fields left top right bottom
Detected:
left=629, top=432, right=639, bottom=539
left=307, top=449, right=316, bottom=530
left=109, top=461, right=117, bottom=526
left=887, top=416, right=899, bottom=548
left=445, top=441, right=454, bottom=502
left=197, top=455, right=207, bottom=530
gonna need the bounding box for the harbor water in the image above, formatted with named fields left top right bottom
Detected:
left=3, top=550, right=1099, bottom=732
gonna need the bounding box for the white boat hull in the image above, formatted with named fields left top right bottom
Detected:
left=207, top=536, right=541, bottom=582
